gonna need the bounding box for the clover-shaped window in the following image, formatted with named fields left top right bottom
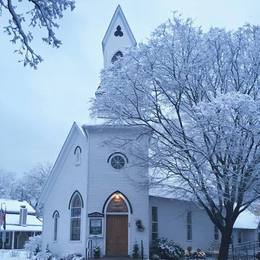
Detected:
left=114, top=25, right=123, bottom=37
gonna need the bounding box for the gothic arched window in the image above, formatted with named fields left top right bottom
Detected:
left=74, top=146, right=82, bottom=166
left=69, top=191, right=83, bottom=241
left=111, top=51, right=123, bottom=63
left=52, top=210, right=59, bottom=241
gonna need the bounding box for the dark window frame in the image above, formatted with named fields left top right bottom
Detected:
left=187, top=211, right=192, bottom=241
left=111, top=51, right=123, bottom=63
left=214, top=225, right=219, bottom=240
left=53, top=211, right=59, bottom=241
left=152, top=206, right=158, bottom=241
left=70, top=193, right=83, bottom=241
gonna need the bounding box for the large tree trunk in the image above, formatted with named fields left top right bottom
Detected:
left=218, top=225, right=233, bottom=260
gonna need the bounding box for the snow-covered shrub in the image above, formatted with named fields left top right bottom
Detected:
left=132, top=242, right=140, bottom=259
left=150, top=238, right=185, bottom=260
left=150, top=254, right=160, bottom=260
left=24, top=235, right=42, bottom=256
left=34, top=245, right=58, bottom=260
left=35, top=251, right=56, bottom=260
left=9, top=250, right=19, bottom=257
left=192, top=248, right=206, bottom=259
left=61, top=253, right=84, bottom=260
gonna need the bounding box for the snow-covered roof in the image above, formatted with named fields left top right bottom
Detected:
left=0, top=199, right=35, bottom=214
left=150, top=188, right=259, bottom=230
left=0, top=199, right=42, bottom=232
left=234, top=209, right=259, bottom=230
left=82, top=124, right=147, bottom=132
left=6, top=214, right=42, bottom=227
left=149, top=186, right=191, bottom=201
left=5, top=224, right=42, bottom=232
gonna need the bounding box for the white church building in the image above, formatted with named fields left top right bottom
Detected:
left=39, top=6, right=260, bottom=258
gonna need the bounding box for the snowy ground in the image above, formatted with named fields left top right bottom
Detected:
left=0, top=250, right=30, bottom=260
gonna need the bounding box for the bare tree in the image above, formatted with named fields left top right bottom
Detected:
left=0, top=169, right=17, bottom=198
left=92, top=15, right=260, bottom=260
left=0, top=0, right=75, bottom=68
left=11, top=162, right=52, bottom=208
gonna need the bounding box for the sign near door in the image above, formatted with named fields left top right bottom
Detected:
left=89, top=219, right=102, bottom=236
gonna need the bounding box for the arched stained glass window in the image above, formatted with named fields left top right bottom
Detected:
left=107, top=194, right=128, bottom=213
left=70, top=192, right=83, bottom=241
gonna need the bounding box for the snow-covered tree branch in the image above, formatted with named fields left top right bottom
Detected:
left=0, top=162, right=51, bottom=209
left=0, top=0, right=75, bottom=68
left=92, top=15, right=260, bottom=260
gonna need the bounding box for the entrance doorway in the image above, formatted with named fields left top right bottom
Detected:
left=105, top=193, right=129, bottom=257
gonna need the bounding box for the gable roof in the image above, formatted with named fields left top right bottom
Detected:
left=150, top=188, right=259, bottom=230
left=38, top=122, right=87, bottom=206
left=102, top=5, right=136, bottom=52
left=234, top=209, right=259, bottom=230
left=0, top=199, right=35, bottom=214
left=5, top=214, right=42, bottom=232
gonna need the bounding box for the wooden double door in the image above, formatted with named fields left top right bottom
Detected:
left=106, top=215, right=128, bottom=256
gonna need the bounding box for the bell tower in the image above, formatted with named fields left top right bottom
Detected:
left=102, top=5, right=136, bottom=68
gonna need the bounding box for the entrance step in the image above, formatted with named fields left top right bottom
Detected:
left=101, top=256, right=131, bottom=260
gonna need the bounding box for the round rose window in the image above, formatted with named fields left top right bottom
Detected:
left=111, top=154, right=126, bottom=169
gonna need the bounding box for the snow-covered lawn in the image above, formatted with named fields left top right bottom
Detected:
left=0, top=250, right=29, bottom=260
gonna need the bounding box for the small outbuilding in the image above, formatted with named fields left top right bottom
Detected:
left=0, top=199, right=42, bottom=249
left=233, top=209, right=260, bottom=245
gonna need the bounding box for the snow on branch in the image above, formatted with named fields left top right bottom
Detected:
left=1, top=0, right=75, bottom=68
left=92, top=15, right=260, bottom=252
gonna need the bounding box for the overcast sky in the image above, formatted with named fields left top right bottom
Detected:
left=0, top=0, right=260, bottom=174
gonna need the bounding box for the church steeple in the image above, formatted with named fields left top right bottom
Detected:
left=102, top=5, right=136, bottom=68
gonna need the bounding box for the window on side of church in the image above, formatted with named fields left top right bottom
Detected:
left=238, top=230, right=242, bottom=244
left=187, top=211, right=192, bottom=241
left=108, top=152, right=128, bottom=170
left=258, top=223, right=260, bottom=243
left=70, top=194, right=82, bottom=241
left=74, top=146, right=81, bottom=166
left=152, top=206, right=158, bottom=241
left=53, top=211, right=59, bottom=241
left=214, top=225, right=219, bottom=240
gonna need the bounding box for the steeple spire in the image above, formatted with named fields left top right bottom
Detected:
left=102, top=5, right=136, bottom=68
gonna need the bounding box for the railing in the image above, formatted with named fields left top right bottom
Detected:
left=86, top=239, right=93, bottom=260
left=229, top=241, right=260, bottom=260
left=141, top=240, right=144, bottom=259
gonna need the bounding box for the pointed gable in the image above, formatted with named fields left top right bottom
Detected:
left=102, top=5, right=136, bottom=68
left=38, top=122, right=87, bottom=207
